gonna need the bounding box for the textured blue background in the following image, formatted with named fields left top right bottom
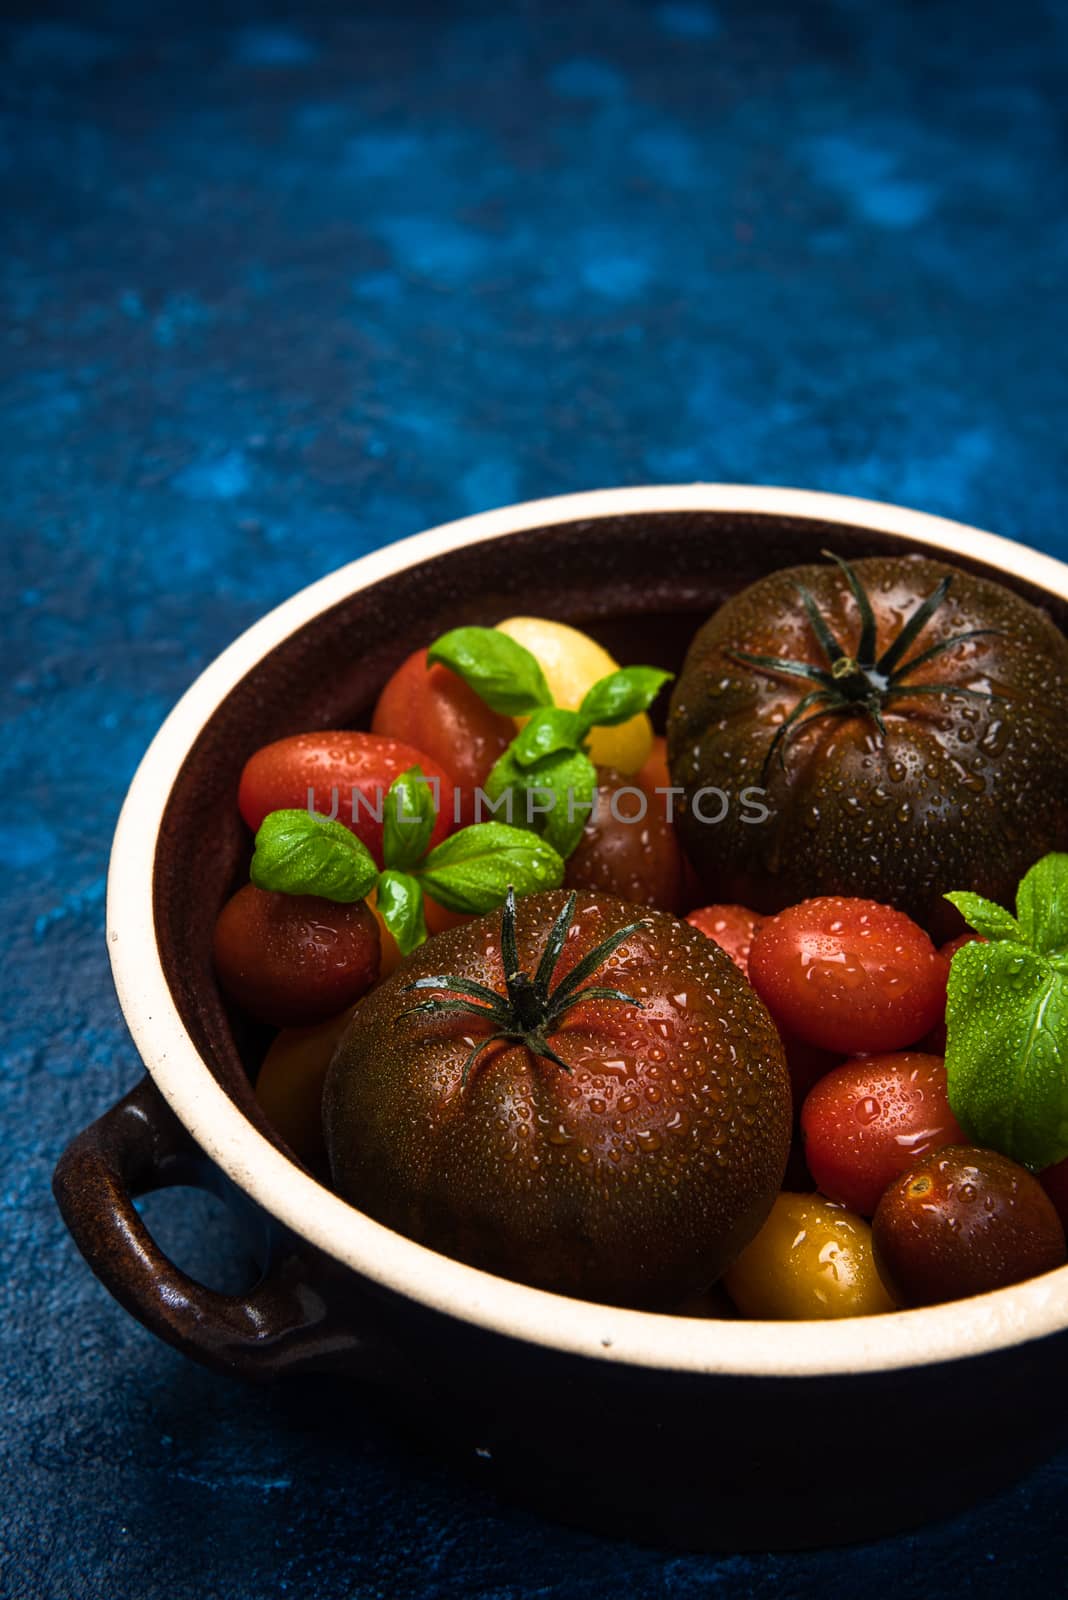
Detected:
left=5, top=1, right=1068, bottom=1594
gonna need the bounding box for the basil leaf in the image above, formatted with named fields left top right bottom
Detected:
left=376, top=869, right=427, bottom=955
left=417, top=823, right=564, bottom=914
left=578, top=666, right=673, bottom=729
left=382, top=765, right=436, bottom=871
left=250, top=810, right=378, bottom=903
left=427, top=626, right=551, bottom=716
left=946, top=939, right=1068, bottom=1170
left=510, top=707, right=586, bottom=768
left=483, top=747, right=596, bottom=859
left=944, top=890, right=1023, bottom=944
left=1015, top=852, right=1068, bottom=957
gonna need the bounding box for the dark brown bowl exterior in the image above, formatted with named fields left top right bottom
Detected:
left=56, top=507, right=1068, bottom=1549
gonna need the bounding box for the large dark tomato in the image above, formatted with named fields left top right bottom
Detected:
left=564, top=766, right=684, bottom=912
left=371, top=648, right=515, bottom=826
left=667, top=555, right=1068, bottom=936
left=324, top=890, right=791, bottom=1308
left=238, top=731, right=456, bottom=868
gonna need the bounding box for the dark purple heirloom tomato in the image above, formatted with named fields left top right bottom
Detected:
left=324, top=890, right=791, bottom=1307
left=667, top=555, right=1068, bottom=936
left=873, top=1146, right=1067, bottom=1306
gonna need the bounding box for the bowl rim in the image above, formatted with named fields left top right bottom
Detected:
left=107, top=483, right=1068, bottom=1377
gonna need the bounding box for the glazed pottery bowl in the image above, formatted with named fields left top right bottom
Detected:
left=54, top=486, right=1068, bottom=1550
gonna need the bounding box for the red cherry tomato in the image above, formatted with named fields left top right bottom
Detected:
left=371, top=648, right=514, bottom=827
left=238, top=731, right=456, bottom=868
left=213, top=885, right=380, bottom=1027
left=801, top=1052, right=965, bottom=1215
left=686, top=904, right=763, bottom=976
left=748, top=896, right=947, bottom=1054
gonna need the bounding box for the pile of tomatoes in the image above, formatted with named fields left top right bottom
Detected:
left=690, top=896, right=1066, bottom=1315
left=212, top=580, right=1068, bottom=1319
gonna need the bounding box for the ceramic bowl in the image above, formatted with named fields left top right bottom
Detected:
left=54, top=486, right=1068, bottom=1550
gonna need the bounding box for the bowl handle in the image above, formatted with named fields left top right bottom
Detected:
left=53, top=1076, right=379, bottom=1382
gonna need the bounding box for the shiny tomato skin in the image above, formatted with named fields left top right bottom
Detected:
left=371, top=648, right=514, bottom=827
left=238, top=731, right=456, bottom=867
left=724, top=1192, right=894, bottom=1319
left=801, top=1052, right=965, bottom=1215
left=213, top=884, right=380, bottom=1027
left=668, top=556, right=1068, bottom=938
left=686, top=904, right=763, bottom=976
left=748, top=896, right=947, bottom=1054
left=325, top=891, right=791, bottom=1307
left=873, top=1146, right=1067, bottom=1306
left=564, top=767, right=683, bottom=912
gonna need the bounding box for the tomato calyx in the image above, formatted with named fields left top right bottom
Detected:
left=728, top=550, right=1003, bottom=777
left=399, top=887, right=647, bottom=1084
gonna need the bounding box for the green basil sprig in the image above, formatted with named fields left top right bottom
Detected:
left=427, top=624, right=672, bottom=859
left=249, top=765, right=564, bottom=956
left=945, top=852, right=1068, bottom=1171
left=428, top=628, right=551, bottom=715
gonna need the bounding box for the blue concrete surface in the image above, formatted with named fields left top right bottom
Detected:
left=4, top=1, right=1068, bottom=1594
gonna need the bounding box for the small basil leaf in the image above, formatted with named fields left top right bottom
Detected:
left=483, top=747, right=596, bottom=859
left=376, top=869, right=428, bottom=955
left=382, top=765, right=436, bottom=871
left=578, top=666, right=673, bottom=729
left=510, top=707, right=586, bottom=768
left=1015, top=852, right=1068, bottom=957
left=250, top=810, right=378, bottom=903
left=417, top=823, right=564, bottom=914
left=944, top=890, right=1023, bottom=944
left=427, top=626, right=551, bottom=716
left=535, top=748, right=597, bottom=858
left=946, top=939, right=1068, bottom=1170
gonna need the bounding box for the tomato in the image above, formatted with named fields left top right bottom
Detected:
left=668, top=554, right=1068, bottom=937
left=723, top=1193, right=894, bottom=1318
left=686, top=904, right=763, bottom=976
left=213, top=884, right=380, bottom=1027
left=324, top=889, right=791, bottom=1307
left=371, top=887, right=470, bottom=978
left=873, top=1147, right=1066, bottom=1306
left=496, top=616, right=653, bottom=774
left=238, top=731, right=456, bottom=868
left=564, top=766, right=683, bottom=912
left=636, top=734, right=672, bottom=822
left=801, top=1052, right=965, bottom=1215
left=1041, top=1156, right=1068, bottom=1233
left=371, top=647, right=514, bottom=826
left=255, top=1006, right=356, bottom=1164
left=748, top=896, right=946, bottom=1054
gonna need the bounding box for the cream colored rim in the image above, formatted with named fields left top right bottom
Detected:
left=107, top=485, right=1068, bottom=1377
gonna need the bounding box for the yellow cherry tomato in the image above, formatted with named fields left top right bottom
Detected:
left=255, top=1005, right=356, bottom=1164
left=495, top=616, right=653, bottom=774
left=723, top=1193, right=896, bottom=1319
